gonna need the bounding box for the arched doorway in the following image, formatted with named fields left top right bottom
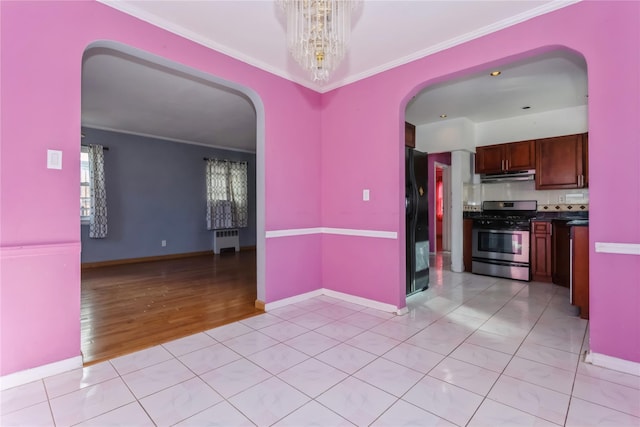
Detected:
left=80, top=41, right=266, bottom=363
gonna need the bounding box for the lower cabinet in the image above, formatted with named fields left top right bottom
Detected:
left=572, top=226, right=590, bottom=319
left=463, top=219, right=473, bottom=272
left=530, top=221, right=552, bottom=282
left=552, top=220, right=571, bottom=287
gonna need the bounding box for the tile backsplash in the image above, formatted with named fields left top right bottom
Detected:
left=463, top=180, right=589, bottom=210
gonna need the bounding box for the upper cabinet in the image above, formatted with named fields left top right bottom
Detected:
left=405, top=122, right=416, bottom=148
left=475, top=140, right=535, bottom=174
left=535, top=133, right=588, bottom=189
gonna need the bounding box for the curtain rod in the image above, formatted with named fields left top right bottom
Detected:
left=203, top=158, right=247, bottom=164
left=82, top=144, right=109, bottom=150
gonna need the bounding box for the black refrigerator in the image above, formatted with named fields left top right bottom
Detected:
left=405, top=147, right=430, bottom=295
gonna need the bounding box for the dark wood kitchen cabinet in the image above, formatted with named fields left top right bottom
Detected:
left=552, top=220, right=571, bottom=287
left=572, top=225, right=589, bottom=319
left=463, top=219, right=473, bottom=272
left=531, top=221, right=552, bottom=282
left=536, top=133, right=588, bottom=190
left=405, top=121, right=416, bottom=148
left=475, top=140, right=535, bottom=174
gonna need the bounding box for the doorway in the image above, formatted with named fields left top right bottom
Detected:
left=434, top=162, right=451, bottom=253
left=80, top=42, right=264, bottom=364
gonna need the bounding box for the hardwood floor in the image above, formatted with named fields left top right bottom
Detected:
left=81, top=251, right=261, bottom=365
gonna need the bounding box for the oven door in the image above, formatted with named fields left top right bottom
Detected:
left=472, top=228, right=530, bottom=264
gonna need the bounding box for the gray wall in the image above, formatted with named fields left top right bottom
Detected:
left=81, top=128, right=256, bottom=263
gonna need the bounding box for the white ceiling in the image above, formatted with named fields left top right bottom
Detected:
left=83, top=0, right=586, bottom=152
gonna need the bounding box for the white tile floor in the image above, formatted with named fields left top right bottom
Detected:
left=2, top=257, right=640, bottom=426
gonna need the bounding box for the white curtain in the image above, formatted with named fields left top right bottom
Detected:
left=206, top=159, right=248, bottom=230
left=88, top=144, right=108, bottom=238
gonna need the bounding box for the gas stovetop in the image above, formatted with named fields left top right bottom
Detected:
left=474, top=200, right=537, bottom=230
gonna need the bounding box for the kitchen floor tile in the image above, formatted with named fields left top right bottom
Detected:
left=577, top=361, right=640, bottom=390
left=428, top=356, right=500, bottom=395
left=49, top=377, right=135, bottom=426
left=371, top=399, right=456, bottom=426
left=272, top=400, right=354, bottom=427
left=516, top=342, right=580, bottom=372
left=204, top=321, right=254, bottom=342
left=353, top=357, right=425, bottom=397
left=402, top=375, right=483, bottom=426
left=503, top=357, right=575, bottom=394
left=566, top=397, right=640, bottom=427
left=381, top=342, right=445, bottom=374
left=488, top=375, right=570, bottom=425
left=109, top=345, right=174, bottom=375
left=369, top=319, right=423, bottom=341
left=121, top=358, right=195, bottom=399
left=572, top=373, right=640, bottom=417
left=228, top=376, right=310, bottom=426
left=162, top=332, right=217, bottom=357
left=258, top=320, right=309, bottom=341
left=468, top=398, right=559, bottom=427
left=287, top=311, right=335, bottom=329
left=139, top=377, right=223, bottom=426
left=283, top=330, right=341, bottom=356
left=345, top=330, right=402, bottom=356
left=314, top=320, right=366, bottom=341
left=177, top=342, right=242, bottom=375
left=315, top=343, right=377, bottom=374
left=200, top=358, right=272, bottom=399
left=449, top=342, right=513, bottom=373
left=76, top=402, right=154, bottom=427
left=239, top=313, right=284, bottom=330
left=222, top=330, right=280, bottom=357
left=174, top=401, right=254, bottom=427
left=246, top=342, right=309, bottom=374
left=43, top=361, right=118, bottom=399
left=0, top=401, right=54, bottom=427
left=316, top=376, right=397, bottom=426
left=0, top=380, right=48, bottom=416
left=277, top=357, right=348, bottom=398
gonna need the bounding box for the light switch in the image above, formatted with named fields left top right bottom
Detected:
left=47, top=150, right=62, bottom=170
left=363, top=189, right=370, bottom=201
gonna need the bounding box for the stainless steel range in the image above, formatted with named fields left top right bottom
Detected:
left=472, top=200, right=537, bottom=281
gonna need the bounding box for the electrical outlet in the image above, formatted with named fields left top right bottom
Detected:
left=161, top=240, right=167, bottom=247
left=559, top=195, right=565, bottom=203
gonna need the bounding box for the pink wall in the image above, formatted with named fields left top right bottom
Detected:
left=427, top=153, right=451, bottom=248
left=1, top=1, right=639, bottom=376
left=321, top=2, right=640, bottom=363
left=0, top=1, right=323, bottom=375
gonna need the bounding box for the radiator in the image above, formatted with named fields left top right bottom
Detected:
left=213, top=229, right=239, bottom=254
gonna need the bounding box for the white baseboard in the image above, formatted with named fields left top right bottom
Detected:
left=264, top=288, right=402, bottom=314
left=322, top=289, right=400, bottom=313
left=584, top=351, right=640, bottom=376
left=396, top=306, right=409, bottom=316
left=0, top=356, right=83, bottom=390
left=264, top=289, right=324, bottom=311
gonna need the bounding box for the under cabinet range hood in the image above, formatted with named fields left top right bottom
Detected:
left=481, top=169, right=535, bottom=183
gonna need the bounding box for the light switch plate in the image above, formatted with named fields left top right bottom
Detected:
left=47, top=150, right=62, bottom=170
left=363, top=189, right=370, bottom=201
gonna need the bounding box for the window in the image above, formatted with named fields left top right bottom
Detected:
left=205, top=159, right=248, bottom=230
left=80, top=146, right=91, bottom=222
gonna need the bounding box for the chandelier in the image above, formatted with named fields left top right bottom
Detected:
left=279, top=0, right=360, bottom=82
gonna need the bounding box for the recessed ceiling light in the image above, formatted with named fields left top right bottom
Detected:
left=440, top=114, right=447, bottom=118
left=490, top=71, right=501, bottom=77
